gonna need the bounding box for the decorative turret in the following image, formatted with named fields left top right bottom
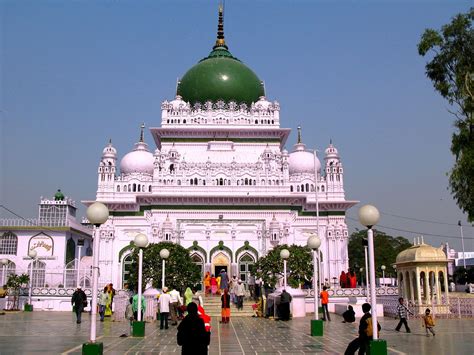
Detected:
left=269, top=214, right=281, bottom=245
left=288, top=126, right=321, bottom=175
left=54, top=189, right=65, bottom=201
left=161, top=214, right=174, bottom=241
left=98, top=139, right=117, bottom=191
left=324, top=140, right=344, bottom=198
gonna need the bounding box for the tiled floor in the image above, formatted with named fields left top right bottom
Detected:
left=0, top=311, right=473, bottom=354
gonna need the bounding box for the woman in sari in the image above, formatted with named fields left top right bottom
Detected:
left=210, top=275, right=217, bottom=295
left=216, top=275, right=221, bottom=295
left=221, top=288, right=230, bottom=323
left=184, top=287, right=193, bottom=306
left=204, top=272, right=211, bottom=296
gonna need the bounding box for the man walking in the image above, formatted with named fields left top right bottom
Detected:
left=395, top=297, right=413, bottom=333
left=248, top=273, right=256, bottom=300
left=159, top=287, right=171, bottom=329
left=169, top=286, right=183, bottom=326
left=279, top=289, right=292, bottom=321
left=71, top=286, right=87, bottom=324
left=320, top=286, right=331, bottom=321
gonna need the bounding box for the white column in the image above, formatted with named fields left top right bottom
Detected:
left=90, top=226, right=100, bottom=343
left=403, top=271, right=409, bottom=301
left=364, top=246, right=369, bottom=301
left=367, top=228, right=378, bottom=340
left=409, top=272, right=415, bottom=304
left=443, top=270, right=449, bottom=304
left=283, top=260, right=287, bottom=289
left=423, top=272, right=429, bottom=305
left=162, top=259, right=166, bottom=289
left=434, top=271, right=441, bottom=305
left=313, top=250, right=318, bottom=320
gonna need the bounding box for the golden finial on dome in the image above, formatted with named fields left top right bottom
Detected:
left=213, top=3, right=228, bottom=50
left=297, top=126, right=302, bottom=144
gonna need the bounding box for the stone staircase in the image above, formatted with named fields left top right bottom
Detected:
left=201, top=295, right=255, bottom=318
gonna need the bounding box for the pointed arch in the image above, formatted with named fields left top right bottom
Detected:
left=209, top=241, right=233, bottom=262
left=187, top=241, right=207, bottom=263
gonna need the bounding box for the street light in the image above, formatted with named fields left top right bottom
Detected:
left=1, top=258, right=9, bottom=286
left=28, top=249, right=37, bottom=306
left=307, top=235, right=323, bottom=336
left=381, top=265, right=386, bottom=288
left=280, top=249, right=290, bottom=289
left=84, top=201, right=109, bottom=355
left=134, top=234, right=148, bottom=324
left=160, top=248, right=170, bottom=290
left=358, top=204, right=382, bottom=345
left=362, top=238, right=370, bottom=302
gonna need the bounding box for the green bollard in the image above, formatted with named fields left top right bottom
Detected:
left=368, top=339, right=388, bottom=355
left=310, top=319, right=324, bottom=336
left=132, top=321, right=146, bottom=337
left=82, top=342, right=103, bottom=355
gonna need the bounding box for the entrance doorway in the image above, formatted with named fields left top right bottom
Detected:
left=215, top=265, right=227, bottom=275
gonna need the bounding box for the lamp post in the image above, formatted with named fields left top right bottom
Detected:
left=359, top=204, right=385, bottom=351
left=160, top=248, right=170, bottom=290
left=458, top=221, right=466, bottom=269
left=362, top=238, right=370, bottom=302
left=84, top=201, right=109, bottom=355
left=280, top=249, right=290, bottom=289
left=381, top=265, right=386, bottom=289
left=307, top=235, right=323, bottom=336
left=1, top=258, right=8, bottom=286
left=134, top=234, right=148, bottom=324
left=28, top=249, right=37, bottom=306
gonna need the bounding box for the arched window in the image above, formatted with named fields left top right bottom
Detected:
left=0, top=232, right=18, bottom=255
left=301, top=184, right=304, bottom=192
left=0, top=260, right=15, bottom=285
left=138, top=185, right=141, bottom=192
left=128, top=184, right=131, bottom=191
left=306, top=183, right=309, bottom=192
left=245, top=178, right=248, bottom=185
left=238, top=254, right=255, bottom=282
left=133, top=183, right=137, bottom=192
left=310, top=184, right=314, bottom=192
left=297, top=185, right=300, bottom=192
left=149, top=185, right=152, bottom=192
left=321, top=185, right=325, bottom=192
left=169, top=164, right=175, bottom=173
left=219, top=178, right=224, bottom=186
left=191, top=254, right=204, bottom=285
left=117, top=185, right=120, bottom=192
left=29, top=260, right=46, bottom=287
left=190, top=179, right=194, bottom=186
left=66, top=238, right=76, bottom=264
left=194, top=178, right=198, bottom=185
left=122, top=254, right=134, bottom=286
left=290, top=185, right=294, bottom=192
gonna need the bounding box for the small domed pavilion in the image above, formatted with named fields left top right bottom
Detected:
left=395, top=237, right=449, bottom=309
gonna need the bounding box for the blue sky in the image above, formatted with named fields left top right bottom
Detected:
left=1, top=0, right=473, bottom=250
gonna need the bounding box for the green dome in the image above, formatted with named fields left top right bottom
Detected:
left=177, top=48, right=265, bottom=106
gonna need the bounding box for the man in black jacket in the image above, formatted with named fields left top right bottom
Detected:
left=344, top=303, right=381, bottom=355
left=71, top=286, right=87, bottom=324
left=177, top=302, right=210, bottom=354
left=279, top=289, right=292, bottom=321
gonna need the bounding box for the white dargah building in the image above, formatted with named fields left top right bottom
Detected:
left=87, top=8, right=357, bottom=290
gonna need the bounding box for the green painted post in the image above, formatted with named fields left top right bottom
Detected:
left=24, top=304, right=33, bottom=312
left=310, top=319, right=324, bottom=336
left=82, top=342, right=103, bottom=355
left=132, top=321, right=146, bottom=337
left=368, top=339, right=388, bottom=355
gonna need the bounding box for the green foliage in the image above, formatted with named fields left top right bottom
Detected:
left=6, top=273, right=30, bottom=310
left=453, top=266, right=474, bottom=284
left=418, top=8, right=474, bottom=221
left=254, top=244, right=313, bottom=288
left=127, top=242, right=201, bottom=293
left=348, top=230, right=412, bottom=277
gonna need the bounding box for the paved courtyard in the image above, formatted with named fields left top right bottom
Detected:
left=0, top=311, right=473, bottom=354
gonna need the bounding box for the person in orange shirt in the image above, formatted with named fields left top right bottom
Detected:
left=320, top=286, right=331, bottom=321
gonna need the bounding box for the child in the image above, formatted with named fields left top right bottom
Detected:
left=422, top=308, right=436, bottom=337
left=395, top=297, right=413, bottom=333
left=125, top=297, right=134, bottom=335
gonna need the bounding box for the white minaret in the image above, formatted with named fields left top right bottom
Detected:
left=97, top=139, right=117, bottom=194
left=324, top=140, right=344, bottom=200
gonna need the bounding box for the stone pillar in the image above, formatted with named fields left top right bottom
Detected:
left=443, top=269, right=449, bottom=304
left=423, top=272, right=429, bottom=305
left=415, top=271, right=421, bottom=305
left=408, top=272, right=414, bottom=304
left=434, top=270, right=441, bottom=305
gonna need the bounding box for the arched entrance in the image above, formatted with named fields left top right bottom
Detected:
left=212, top=252, right=230, bottom=276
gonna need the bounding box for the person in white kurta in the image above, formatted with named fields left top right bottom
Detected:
left=159, top=288, right=171, bottom=330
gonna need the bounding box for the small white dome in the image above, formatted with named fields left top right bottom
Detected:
left=254, top=96, right=271, bottom=111
left=170, top=95, right=188, bottom=111
left=102, top=141, right=117, bottom=159
left=289, top=143, right=320, bottom=175
left=120, top=142, right=154, bottom=175
left=325, top=143, right=339, bottom=158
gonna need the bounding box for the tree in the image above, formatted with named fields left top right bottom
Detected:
left=127, top=242, right=201, bottom=293
left=254, top=244, right=313, bottom=288
left=418, top=8, right=474, bottom=221
left=348, top=230, right=412, bottom=278
left=6, top=273, right=29, bottom=310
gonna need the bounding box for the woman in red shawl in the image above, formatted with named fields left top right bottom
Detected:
left=340, top=271, right=347, bottom=288
left=210, top=274, right=217, bottom=295
left=349, top=270, right=357, bottom=288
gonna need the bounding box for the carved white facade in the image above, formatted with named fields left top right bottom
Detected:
left=87, top=93, right=357, bottom=288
